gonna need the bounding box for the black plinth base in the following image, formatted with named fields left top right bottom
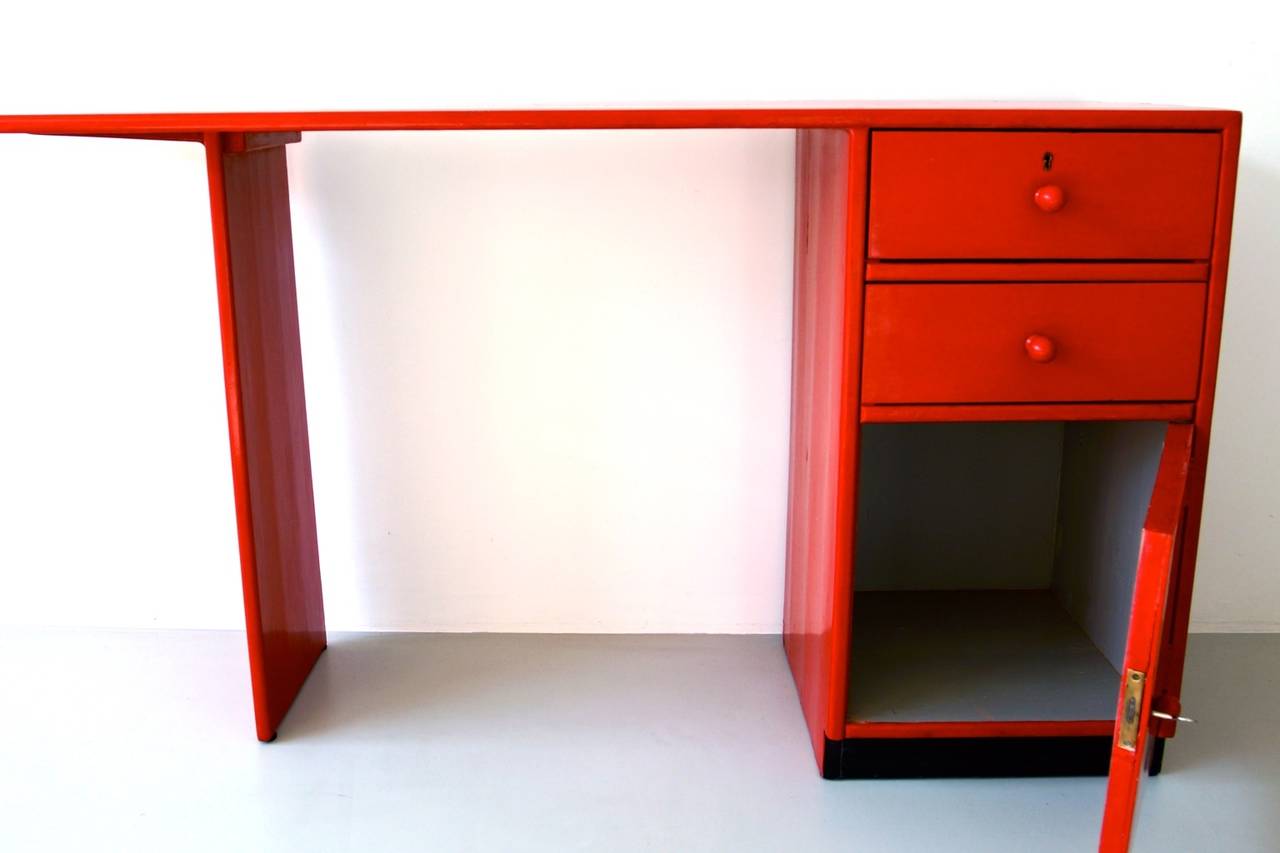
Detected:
left=823, top=735, right=1114, bottom=780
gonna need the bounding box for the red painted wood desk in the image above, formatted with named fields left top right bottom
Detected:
left=2, top=104, right=1240, bottom=852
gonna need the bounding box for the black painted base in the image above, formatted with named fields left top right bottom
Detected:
left=1148, top=736, right=1166, bottom=776
left=823, top=735, right=1113, bottom=779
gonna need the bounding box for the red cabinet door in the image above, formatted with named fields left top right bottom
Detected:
left=1099, top=423, right=1194, bottom=852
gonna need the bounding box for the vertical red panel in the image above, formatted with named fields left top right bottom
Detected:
left=205, top=132, right=326, bottom=741
left=1099, top=424, right=1193, bottom=852
left=783, top=128, right=866, bottom=772
left=1151, top=120, right=1241, bottom=738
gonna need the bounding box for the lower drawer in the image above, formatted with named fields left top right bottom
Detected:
left=861, top=283, right=1206, bottom=404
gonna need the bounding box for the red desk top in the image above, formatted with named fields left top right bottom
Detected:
left=0, top=103, right=1241, bottom=136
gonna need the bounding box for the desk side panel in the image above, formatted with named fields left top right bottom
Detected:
left=1151, top=118, right=1242, bottom=738
left=205, top=133, right=325, bottom=741
left=783, top=128, right=864, bottom=773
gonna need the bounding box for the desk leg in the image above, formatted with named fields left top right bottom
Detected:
left=205, top=132, right=325, bottom=742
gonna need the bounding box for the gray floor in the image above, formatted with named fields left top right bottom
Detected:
left=0, top=630, right=1275, bottom=852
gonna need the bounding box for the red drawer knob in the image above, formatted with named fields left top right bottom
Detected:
left=1033, top=184, right=1066, bottom=212
left=1024, top=334, right=1057, bottom=363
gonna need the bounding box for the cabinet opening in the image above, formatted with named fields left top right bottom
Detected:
left=846, top=420, right=1168, bottom=727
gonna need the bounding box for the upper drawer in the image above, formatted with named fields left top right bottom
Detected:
left=868, top=131, right=1221, bottom=260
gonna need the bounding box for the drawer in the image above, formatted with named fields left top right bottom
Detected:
left=868, top=132, right=1220, bottom=260
left=861, top=283, right=1206, bottom=404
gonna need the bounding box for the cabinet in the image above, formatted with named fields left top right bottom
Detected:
left=785, top=118, right=1239, bottom=852
left=0, top=104, right=1240, bottom=853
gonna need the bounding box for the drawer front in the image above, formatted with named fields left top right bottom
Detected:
left=868, top=132, right=1220, bottom=260
left=862, top=283, right=1206, bottom=404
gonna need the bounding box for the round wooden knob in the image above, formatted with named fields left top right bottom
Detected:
left=1033, top=184, right=1066, bottom=212
left=1024, top=334, right=1056, bottom=363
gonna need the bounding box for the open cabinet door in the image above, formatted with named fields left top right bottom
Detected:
left=1098, top=423, right=1194, bottom=852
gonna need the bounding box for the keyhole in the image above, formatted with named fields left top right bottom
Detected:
left=1042, top=151, right=1054, bottom=171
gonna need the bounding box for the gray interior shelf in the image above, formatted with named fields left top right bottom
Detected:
left=847, top=590, right=1121, bottom=724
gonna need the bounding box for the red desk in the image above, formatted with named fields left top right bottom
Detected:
left=2, top=104, right=1240, bottom=853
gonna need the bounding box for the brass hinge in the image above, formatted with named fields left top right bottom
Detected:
left=1118, top=669, right=1146, bottom=751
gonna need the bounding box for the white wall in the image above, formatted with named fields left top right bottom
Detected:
left=0, top=0, right=1276, bottom=632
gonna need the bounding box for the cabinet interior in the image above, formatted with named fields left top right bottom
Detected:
left=847, top=420, right=1168, bottom=725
